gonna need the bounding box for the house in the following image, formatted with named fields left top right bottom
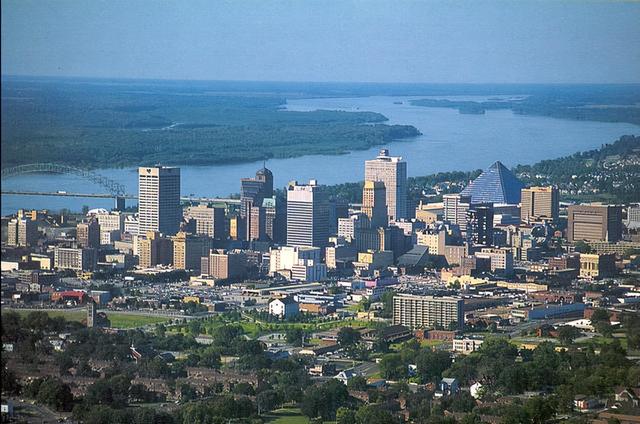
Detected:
left=360, top=324, right=412, bottom=345
left=436, top=378, right=460, bottom=397
left=470, top=382, right=484, bottom=399
left=335, top=369, right=358, bottom=385
left=452, top=337, right=484, bottom=354
left=574, top=395, right=601, bottom=411
left=308, top=363, right=336, bottom=377
left=614, top=386, right=640, bottom=407
left=299, top=344, right=340, bottom=356
left=268, top=297, right=299, bottom=319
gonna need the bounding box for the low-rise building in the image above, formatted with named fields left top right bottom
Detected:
left=268, top=297, right=299, bottom=319
left=579, top=253, right=617, bottom=279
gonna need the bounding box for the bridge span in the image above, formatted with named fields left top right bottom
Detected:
left=1, top=190, right=241, bottom=205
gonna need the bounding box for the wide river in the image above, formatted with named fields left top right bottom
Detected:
left=2, top=95, right=639, bottom=215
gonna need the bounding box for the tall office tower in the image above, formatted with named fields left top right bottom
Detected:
left=362, top=181, right=387, bottom=228
left=286, top=180, right=330, bottom=248
left=466, top=203, right=494, bottom=246
left=138, top=166, right=181, bottom=236
left=249, top=205, right=267, bottom=241
left=567, top=204, right=623, bottom=243
left=443, top=194, right=472, bottom=231
left=7, top=218, right=38, bottom=247
left=521, top=186, right=559, bottom=224
left=77, top=219, right=101, bottom=248
left=183, top=204, right=226, bottom=239
left=263, top=196, right=286, bottom=244
left=172, top=231, right=211, bottom=271
left=393, top=294, right=464, bottom=330
left=240, top=167, right=274, bottom=240
left=364, top=149, right=408, bottom=221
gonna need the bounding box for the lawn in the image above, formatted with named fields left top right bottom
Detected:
left=106, top=313, right=171, bottom=329
left=263, top=408, right=309, bottom=424
left=2, top=309, right=171, bottom=329
left=174, top=317, right=380, bottom=339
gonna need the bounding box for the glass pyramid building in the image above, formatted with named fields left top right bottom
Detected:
left=460, top=161, right=524, bottom=204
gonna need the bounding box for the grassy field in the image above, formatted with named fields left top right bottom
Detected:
left=2, top=309, right=171, bottom=329
left=106, top=313, right=171, bottom=329
left=263, top=408, right=309, bottom=424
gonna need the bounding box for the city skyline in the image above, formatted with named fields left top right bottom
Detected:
left=1, top=2, right=639, bottom=423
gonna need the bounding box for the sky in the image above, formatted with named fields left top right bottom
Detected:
left=2, top=0, right=640, bottom=84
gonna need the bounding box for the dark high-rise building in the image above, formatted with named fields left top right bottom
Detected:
left=286, top=180, right=330, bottom=248
left=567, top=204, right=623, bottom=243
left=467, top=203, right=494, bottom=246
left=240, top=167, right=274, bottom=218
left=240, top=166, right=274, bottom=241
left=183, top=204, right=226, bottom=239
left=263, top=196, right=286, bottom=244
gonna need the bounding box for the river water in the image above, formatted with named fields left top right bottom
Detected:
left=2, top=95, right=638, bottom=215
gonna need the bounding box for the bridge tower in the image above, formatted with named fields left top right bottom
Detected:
left=114, top=196, right=125, bottom=211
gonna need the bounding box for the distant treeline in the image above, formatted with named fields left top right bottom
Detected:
left=0, top=79, right=419, bottom=168
left=411, top=88, right=640, bottom=125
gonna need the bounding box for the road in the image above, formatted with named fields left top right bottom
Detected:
left=4, top=398, right=69, bottom=423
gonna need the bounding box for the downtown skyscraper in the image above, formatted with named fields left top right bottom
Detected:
left=364, top=149, right=407, bottom=222
left=138, top=166, right=181, bottom=236
left=286, top=180, right=330, bottom=248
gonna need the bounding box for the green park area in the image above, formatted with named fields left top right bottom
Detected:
left=263, top=408, right=310, bottom=424
left=1, top=309, right=171, bottom=329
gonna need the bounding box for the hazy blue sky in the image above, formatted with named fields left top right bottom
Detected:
left=2, top=0, right=639, bottom=83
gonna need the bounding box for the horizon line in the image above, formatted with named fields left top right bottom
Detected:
left=3, top=73, right=640, bottom=86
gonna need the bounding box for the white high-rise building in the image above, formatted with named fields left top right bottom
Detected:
left=443, top=194, right=471, bottom=232
left=364, top=149, right=407, bottom=221
left=286, top=180, right=330, bottom=248
left=138, top=166, right=181, bottom=236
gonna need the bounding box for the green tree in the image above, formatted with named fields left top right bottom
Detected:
left=336, top=407, right=357, bottom=424
left=36, top=378, right=74, bottom=411
left=380, top=353, right=406, bottom=380
left=347, top=376, right=368, bottom=391
left=557, top=325, right=581, bottom=345
left=590, top=309, right=613, bottom=337
left=301, top=379, right=349, bottom=420
left=285, top=328, right=305, bottom=347
left=337, top=327, right=361, bottom=347
left=524, top=396, right=557, bottom=424
left=416, top=350, right=452, bottom=383
left=355, top=404, right=398, bottom=424
left=574, top=241, right=592, bottom=253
